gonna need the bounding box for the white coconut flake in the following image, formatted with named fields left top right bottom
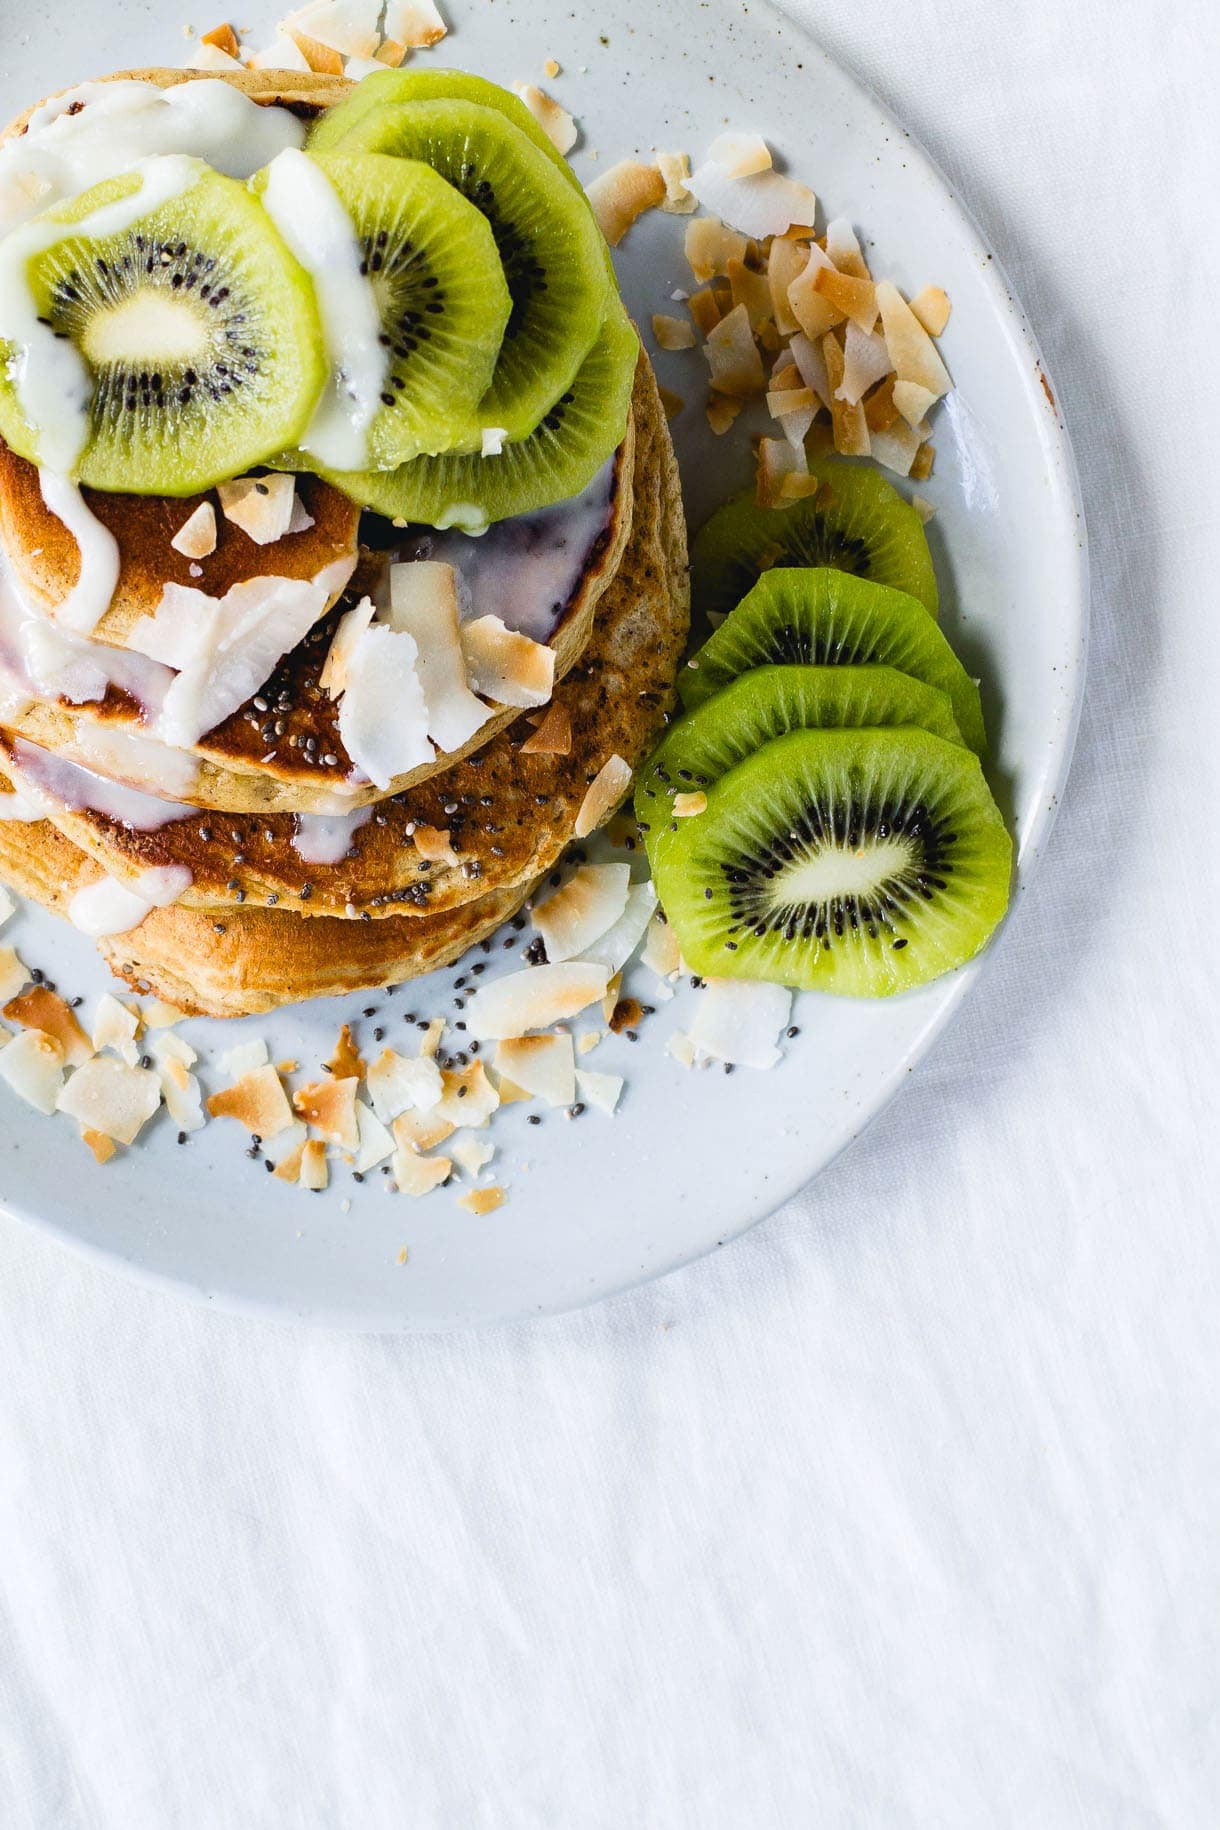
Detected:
left=493, top=1033, right=575, bottom=1108
left=686, top=161, right=816, bottom=239
left=91, top=993, right=140, bottom=1065
left=388, top=562, right=494, bottom=752
left=450, top=1134, right=495, bottom=1179
left=435, top=1062, right=500, bottom=1128
left=480, top=427, right=507, bottom=457
left=575, top=1068, right=623, bottom=1115
left=576, top=879, right=658, bottom=975
left=533, top=863, right=631, bottom=963
left=838, top=322, right=893, bottom=406
left=281, top=0, right=381, bottom=57
left=464, top=962, right=610, bottom=1040
left=366, top=1047, right=444, bottom=1123
left=0, top=1028, right=64, bottom=1113
left=574, top=753, right=632, bottom=839
left=706, top=131, right=773, bottom=177
left=353, top=1099, right=394, bottom=1173
left=656, top=151, right=696, bottom=214
left=384, top=0, right=448, bottom=46
left=459, top=616, right=554, bottom=709
left=0, top=945, right=30, bottom=1003
left=319, top=594, right=376, bottom=699
left=689, top=979, right=792, bottom=1069
left=216, top=474, right=298, bottom=546
left=666, top=1030, right=696, bottom=1069
left=220, top=1037, right=269, bottom=1079
left=247, top=31, right=312, bottom=71
left=338, top=624, right=434, bottom=789
left=56, top=1056, right=161, bottom=1144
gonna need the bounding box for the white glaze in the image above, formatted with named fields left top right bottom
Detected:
left=0, top=545, right=174, bottom=713
left=8, top=736, right=194, bottom=831
left=0, top=80, right=304, bottom=234
left=68, top=863, right=192, bottom=938
left=291, top=805, right=375, bottom=865
left=37, top=472, right=121, bottom=636
left=0, top=785, right=42, bottom=821
left=260, top=148, right=387, bottom=471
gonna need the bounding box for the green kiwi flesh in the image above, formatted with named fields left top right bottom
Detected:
left=637, top=661, right=965, bottom=872
left=691, top=458, right=939, bottom=623
left=655, top=726, right=1012, bottom=996
left=0, top=167, right=325, bottom=496
left=679, top=567, right=986, bottom=751
left=329, top=99, right=608, bottom=440
left=319, top=305, right=639, bottom=532
left=305, top=152, right=510, bottom=465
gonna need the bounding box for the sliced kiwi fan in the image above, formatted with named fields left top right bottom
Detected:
left=679, top=566, right=987, bottom=752
left=653, top=726, right=1012, bottom=997
left=0, top=166, right=326, bottom=495
left=691, top=459, right=940, bottom=623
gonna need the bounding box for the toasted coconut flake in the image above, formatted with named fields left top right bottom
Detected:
left=5, top=986, right=90, bottom=1065
left=81, top=1127, right=117, bottom=1164
left=757, top=436, right=808, bottom=509
left=464, top=962, right=610, bottom=1040
left=283, top=0, right=381, bottom=56
left=822, top=333, right=870, bottom=457
left=911, top=493, right=936, bottom=525
left=726, top=258, right=772, bottom=332
left=141, top=998, right=188, bottom=1029
left=543, top=57, right=561, bottom=77
left=586, top=160, right=665, bottom=245
left=787, top=243, right=845, bottom=341
left=189, top=41, right=244, bottom=71
left=767, top=384, right=817, bottom=450
left=493, top=1033, right=575, bottom=1108
left=318, top=595, right=376, bottom=700
left=658, top=386, right=685, bottom=422
left=684, top=217, right=748, bottom=283
left=703, top=304, right=766, bottom=399
left=375, top=37, right=408, bottom=66
left=490, top=1073, right=531, bottom=1105
left=200, top=21, right=241, bottom=55
left=0, top=947, right=30, bottom=1005
left=813, top=264, right=878, bottom=334
left=273, top=1143, right=307, bottom=1183
left=575, top=880, right=658, bottom=975
left=672, top=791, right=708, bottom=818
left=220, top=1037, right=268, bottom=1078
left=656, top=151, right=696, bottom=213
left=206, top=1062, right=294, bottom=1138
left=0, top=1029, right=64, bottom=1113
left=457, top=1186, right=504, bottom=1215
left=766, top=235, right=806, bottom=337
left=294, top=1076, right=360, bottom=1151
left=92, top=993, right=140, bottom=1065
left=863, top=373, right=899, bottom=433
left=412, top=823, right=460, bottom=867
left=777, top=473, right=822, bottom=503
left=769, top=358, right=802, bottom=394
left=705, top=392, right=743, bottom=436
left=450, top=1135, right=495, bottom=1179
left=298, top=1138, right=328, bottom=1191
left=575, top=1068, right=623, bottom=1115
left=419, top=1017, right=445, bottom=1058
left=170, top=501, right=217, bottom=560
left=392, top=1138, right=453, bottom=1197
left=909, top=285, right=951, bottom=337
left=687, top=287, right=724, bottom=338
left=388, top=561, right=495, bottom=752
left=353, top=1100, right=393, bottom=1173
left=893, top=379, right=939, bottom=429
left=574, top=753, right=633, bottom=839
left=689, top=978, right=792, bottom=1068
left=366, top=1047, right=443, bottom=1123
left=601, top=970, right=622, bottom=1025
left=837, top=321, right=893, bottom=407
left=216, top=474, right=298, bottom=545
left=149, top=1036, right=204, bottom=1132
left=513, top=84, right=577, bottom=155
left=666, top=1030, right=696, bottom=1069
left=151, top=1030, right=196, bottom=1071
left=384, top=0, right=447, bottom=48
left=642, top=914, right=682, bottom=980
left=687, top=161, right=817, bottom=240
left=867, top=419, right=923, bottom=477
left=0, top=887, right=14, bottom=929
left=911, top=442, right=936, bottom=482
left=876, top=280, right=952, bottom=397
left=707, top=131, right=773, bottom=178
left=520, top=701, right=572, bottom=756
left=324, top=1022, right=365, bottom=1082
left=57, top=1057, right=161, bottom=1144
left=534, top=862, right=631, bottom=963
left=652, top=313, right=697, bottom=351
left=824, top=216, right=871, bottom=281
left=435, top=1061, right=500, bottom=1128
left=577, top=1031, right=603, bottom=1055
left=460, top=616, right=554, bottom=709
left=392, top=1105, right=455, bottom=1152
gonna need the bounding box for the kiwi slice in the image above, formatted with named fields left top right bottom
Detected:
left=655, top=726, right=1012, bottom=996
left=691, top=459, right=939, bottom=623
left=0, top=166, right=325, bottom=496
left=329, top=99, right=608, bottom=440
left=298, top=152, right=510, bottom=466
left=637, top=662, right=965, bottom=867
left=680, top=568, right=986, bottom=751
left=319, top=305, right=638, bottom=531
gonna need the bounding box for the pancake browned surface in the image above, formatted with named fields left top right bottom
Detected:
left=0, top=356, right=687, bottom=920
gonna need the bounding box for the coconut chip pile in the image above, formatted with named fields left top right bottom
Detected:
left=0, top=813, right=794, bottom=1208
left=186, top=1, right=450, bottom=80
left=586, top=132, right=952, bottom=508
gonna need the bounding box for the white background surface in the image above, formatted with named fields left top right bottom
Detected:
left=1, top=0, right=1218, bottom=1824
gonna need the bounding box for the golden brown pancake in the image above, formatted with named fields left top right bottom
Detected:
left=0, top=355, right=687, bottom=921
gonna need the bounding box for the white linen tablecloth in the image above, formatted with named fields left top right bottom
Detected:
left=1, top=0, right=1218, bottom=1823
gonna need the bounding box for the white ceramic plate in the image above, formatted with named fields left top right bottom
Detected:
left=0, top=0, right=1086, bottom=1330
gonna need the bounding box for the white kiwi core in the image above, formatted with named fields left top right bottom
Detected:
left=81, top=291, right=211, bottom=368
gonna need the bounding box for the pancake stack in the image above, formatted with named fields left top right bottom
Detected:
left=0, top=72, right=689, bottom=1017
